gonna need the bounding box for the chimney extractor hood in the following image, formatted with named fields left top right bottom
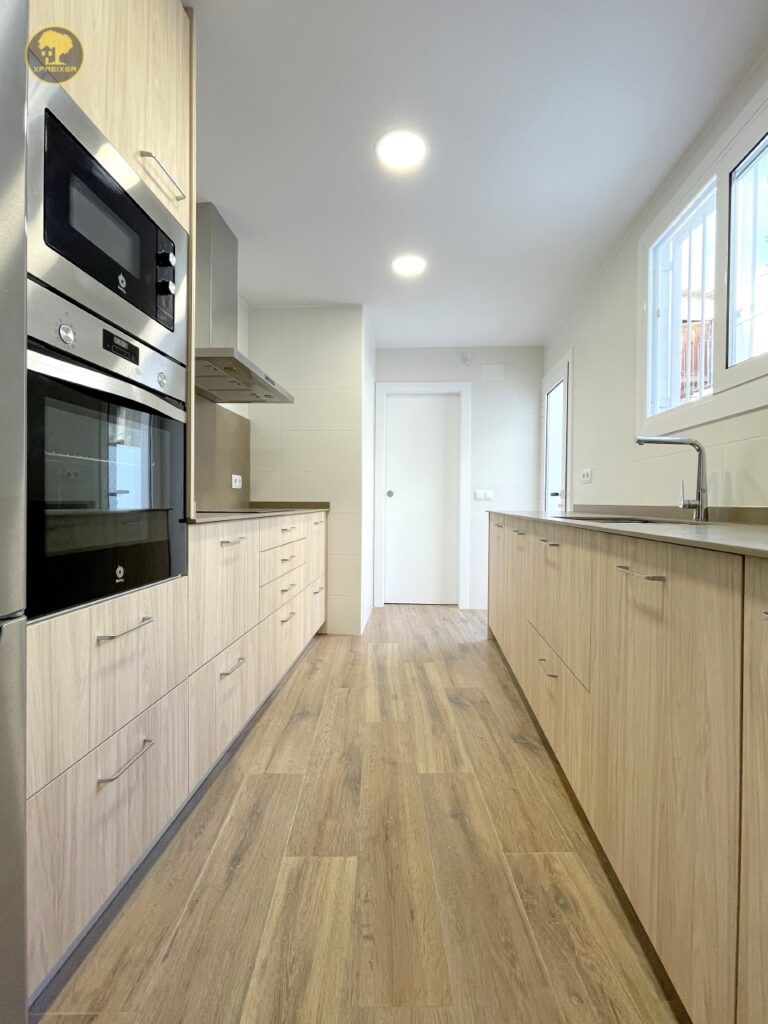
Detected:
left=195, top=347, right=294, bottom=404
left=194, top=202, right=293, bottom=404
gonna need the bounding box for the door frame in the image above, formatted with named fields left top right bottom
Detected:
left=541, top=350, right=573, bottom=512
left=374, top=381, right=471, bottom=608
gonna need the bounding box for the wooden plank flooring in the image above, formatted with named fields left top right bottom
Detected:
left=35, top=605, right=682, bottom=1024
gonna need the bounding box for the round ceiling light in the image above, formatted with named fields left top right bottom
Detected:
left=375, top=129, right=428, bottom=172
left=391, top=253, right=427, bottom=278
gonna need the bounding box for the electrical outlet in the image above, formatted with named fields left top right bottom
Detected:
left=473, top=489, right=494, bottom=501
left=231, top=474, right=243, bottom=489
left=581, top=468, right=593, bottom=484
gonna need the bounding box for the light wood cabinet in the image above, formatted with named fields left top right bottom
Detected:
left=259, top=561, right=307, bottom=621
left=487, top=514, right=507, bottom=645
left=29, top=0, right=192, bottom=229
left=259, top=538, right=306, bottom=586
left=310, top=574, right=327, bottom=634
left=27, top=605, right=91, bottom=797
left=307, top=513, right=327, bottom=582
left=27, top=680, right=188, bottom=991
left=90, top=576, right=188, bottom=747
left=260, top=513, right=308, bottom=552
left=489, top=515, right=742, bottom=1024
left=188, top=519, right=259, bottom=672
left=739, top=557, right=768, bottom=1024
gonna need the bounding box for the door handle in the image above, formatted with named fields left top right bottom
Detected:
left=386, top=490, right=394, bottom=497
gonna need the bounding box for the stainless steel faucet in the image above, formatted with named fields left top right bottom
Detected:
left=635, top=435, right=709, bottom=521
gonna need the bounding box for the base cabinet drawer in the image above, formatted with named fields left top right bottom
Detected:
left=259, top=538, right=306, bottom=586
left=259, top=562, right=307, bottom=621
left=188, top=635, right=249, bottom=790
left=307, top=514, right=327, bottom=581
left=310, top=575, right=327, bottom=634
left=27, top=681, right=189, bottom=992
left=260, top=514, right=307, bottom=551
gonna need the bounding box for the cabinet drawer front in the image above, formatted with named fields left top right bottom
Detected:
left=27, top=682, right=188, bottom=992
left=215, top=636, right=251, bottom=756
left=307, top=514, right=327, bottom=581
left=27, top=605, right=91, bottom=796
left=311, top=575, right=327, bottom=634
left=90, top=578, right=188, bottom=747
left=259, top=539, right=306, bottom=585
left=259, top=562, right=307, bottom=620
left=260, top=514, right=308, bottom=551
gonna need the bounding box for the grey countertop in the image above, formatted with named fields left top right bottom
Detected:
left=189, top=507, right=327, bottom=524
left=494, top=510, right=768, bottom=559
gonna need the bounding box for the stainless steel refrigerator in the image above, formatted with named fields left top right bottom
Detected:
left=0, top=0, right=29, bottom=1020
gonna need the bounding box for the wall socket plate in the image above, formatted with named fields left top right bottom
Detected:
left=474, top=488, right=495, bottom=501
left=231, top=474, right=243, bottom=489
left=581, top=468, right=593, bottom=484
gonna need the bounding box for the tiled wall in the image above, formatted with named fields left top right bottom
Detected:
left=546, top=58, right=768, bottom=510
left=376, top=346, right=544, bottom=609
left=249, top=306, right=367, bottom=634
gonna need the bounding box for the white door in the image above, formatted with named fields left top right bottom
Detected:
left=543, top=359, right=570, bottom=514
left=383, top=393, right=460, bottom=604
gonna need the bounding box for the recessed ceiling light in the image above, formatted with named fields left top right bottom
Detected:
left=392, top=254, right=427, bottom=278
left=375, top=129, right=428, bottom=173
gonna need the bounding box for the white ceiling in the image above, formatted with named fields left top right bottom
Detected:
left=192, top=0, right=768, bottom=348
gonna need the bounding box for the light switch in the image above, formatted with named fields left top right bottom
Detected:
left=474, top=489, right=495, bottom=501
left=231, top=474, right=243, bottom=489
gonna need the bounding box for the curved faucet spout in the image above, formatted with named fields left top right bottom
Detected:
left=634, top=435, right=708, bottom=521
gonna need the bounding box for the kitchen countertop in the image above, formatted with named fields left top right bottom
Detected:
left=493, top=510, right=768, bottom=559
left=189, top=507, right=328, bottom=524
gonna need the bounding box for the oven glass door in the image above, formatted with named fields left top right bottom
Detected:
left=43, top=110, right=176, bottom=331
left=27, top=364, right=186, bottom=620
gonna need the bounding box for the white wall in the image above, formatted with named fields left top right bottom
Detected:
left=360, top=313, right=376, bottom=631
left=249, top=306, right=367, bottom=634
left=547, top=54, right=768, bottom=509
left=376, top=346, right=544, bottom=609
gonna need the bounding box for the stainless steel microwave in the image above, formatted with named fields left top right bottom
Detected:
left=26, top=76, right=188, bottom=366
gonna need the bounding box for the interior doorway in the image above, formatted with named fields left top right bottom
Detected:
left=374, top=382, right=471, bottom=607
left=542, top=354, right=572, bottom=514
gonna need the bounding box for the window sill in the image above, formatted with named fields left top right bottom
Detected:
left=638, top=371, right=768, bottom=436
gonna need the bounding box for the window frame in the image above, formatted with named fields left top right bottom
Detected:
left=638, top=82, right=768, bottom=436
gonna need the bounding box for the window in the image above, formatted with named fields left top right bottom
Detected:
left=729, top=131, right=768, bottom=368
left=647, top=181, right=716, bottom=417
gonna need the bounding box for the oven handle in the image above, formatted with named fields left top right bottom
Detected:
left=27, top=350, right=187, bottom=424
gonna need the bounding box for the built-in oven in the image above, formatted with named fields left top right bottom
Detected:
left=26, top=75, right=188, bottom=366
left=26, top=282, right=187, bottom=621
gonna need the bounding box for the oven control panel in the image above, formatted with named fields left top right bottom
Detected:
left=27, top=277, right=186, bottom=405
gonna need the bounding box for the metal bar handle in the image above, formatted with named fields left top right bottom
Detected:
left=281, top=526, right=297, bottom=533
left=97, top=616, right=153, bottom=644
left=98, top=738, right=154, bottom=783
left=220, top=536, right=246, bottom=547
left=138, top=150, right=186, bottom=200
left=538, top=537, right=549, bottom=544
left=281, top=611, right=297, bottom=624
left=616, top=564, right=666, bottom=583
left=547, top=542, right=560, bottom=548
left=220, top=656, right=246, bottom=679
left=537, top=658, right=558, bottom=679
left=512, top=529, right=526, bottom=535
left=280, top=583, right=297, bottom=594
left=493, top=523, right=503, bottom=529
left=313, top=520, right=324, bottom=525
left=314, top=586, right=324, bottom=594
left=762, top=611, right=768, bottom=621
left=280, top=554, right=297, bottom=562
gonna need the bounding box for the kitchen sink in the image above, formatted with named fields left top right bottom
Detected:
left=554, top=515, right=700, bottom=525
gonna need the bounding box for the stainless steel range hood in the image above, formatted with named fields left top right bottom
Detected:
left=195, top=347, right=294, bottom=403
left=194, top=203, right=293, bottom=404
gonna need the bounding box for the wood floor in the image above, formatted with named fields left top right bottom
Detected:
left=33, top=605, right=683, bottom=1024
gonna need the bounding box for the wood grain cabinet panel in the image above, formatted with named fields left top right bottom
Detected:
left=259, top=538, right=306, bottom=586
left=259, top=562, right=307, bottom=621
left=311, top=574, right=327, bottom=634
left=188, top=520, right=259, bottom=672
left=27, top=682, right=188, bottom=992
left=588, top=533, right=741, bottom=1024
left=29, top=0, right=192, bottom=229
left=307, top=512, right=327, bottom=582
left=487, top=514, right=507, bottom=645
left=90, top=577, right=188, bottom=747
left=739, top=556, right=768, bottom=1024
left=260, top=514, right=308, bottom=552
left=27, top=605, right=91, bottom=797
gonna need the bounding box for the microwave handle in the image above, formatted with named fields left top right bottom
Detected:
left=27, top=349, right=187, bottom=425
left=138, top=151, right=186, bottom=201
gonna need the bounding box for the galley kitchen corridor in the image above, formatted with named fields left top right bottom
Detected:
left=32, top=606, right=683, bottom=1024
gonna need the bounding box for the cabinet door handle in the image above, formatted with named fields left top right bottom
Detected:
left=138, top=150, right=186, bottom=200
left=547, top=542, right=560, bottom=548
left=220, top=656, right=246, bottom=679
left=537, top=658, right=558, bottom=679
left=280, top=583, right=297, bottom=594
left=96, top=616, right=153, bottom=644
left=493, top=523, right=503, bottom=529
left=314, top=586, right=324, bottom=594
left=313, top=520, right=323, bottom=525
left=538, top=537, right=549, bottom=544
left=281, top=554, right=297, bottom=563
left=615, top=564, right=666, bottom=583
left=98, top=737, right=154, bottom=783
left=281, top=526, right=297, bottom=533
left=762, top=611, right=768, bottom=621
left=281, top=611, right=296, bottom=624
left=220, top=536, right=246, bottom=547
left=513, top=529, right=526, bottom=535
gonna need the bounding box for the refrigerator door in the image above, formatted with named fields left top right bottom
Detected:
left=0, top=0, right=27, bottom=619
left=0, top=616, right=26, bottom=1021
